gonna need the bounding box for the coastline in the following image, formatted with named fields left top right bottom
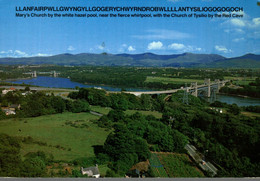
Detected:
left=217, top=92, right=260, bottom=100
left=2, top=77, right=32, bottom=82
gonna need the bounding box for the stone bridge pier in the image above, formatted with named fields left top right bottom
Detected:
left=215, top=79, right=220, bottom=93
left=204, top=78, right=211, bottom=98
left=190, top=82, right=198, bottom=97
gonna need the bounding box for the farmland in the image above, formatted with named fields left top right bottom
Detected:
left=224, top=76, right=257, bottom=86
left=157, top=153, right=204, bottom=177
left=149, top=152, right=204, bottom=177
left=145, top=76, right=205, bottom=85
left=0, top=112, right=110, bottom=161
left=90, top=105, right=163, bottom=119
left=149, top=153, right=168, bottom=177
left=124, top=110, right=162, bottom=119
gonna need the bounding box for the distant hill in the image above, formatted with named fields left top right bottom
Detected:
left=201, top=54, right=260, bottom=68
left=0, top=52, right=259, bottom=68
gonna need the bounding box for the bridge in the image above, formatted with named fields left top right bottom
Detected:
left=23, top=71, right=60, bottom=78
left=125, top=79, right=229, bottom=98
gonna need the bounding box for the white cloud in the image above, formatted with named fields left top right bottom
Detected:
left=232, top=38, right=245, bottom=42
left=168, top=43, right=202, bottom=52
left=168, top=43, right=185, bottom=50
left=128, top=46, right=136, bottom=52
left=147, top=41, right=163, bottom=50
left=118, top=44, right=136, bottom=52
left=247, top=31, right=260, bottom=39
left=252, top=18, right=260, bottom=26
left=225, top=15, right=260, bottom=29
left=224, top=28, right=245, bottom=34
left=235, top=29, right=245, bottom=34
left=34, top=53, right=50, bottom=57
left=215, top=45, right=232, bottom=53
left=67, top=45, right=75, bottom=51
left=0, top=50, right=51, bottom=58
left=224, top=29, right=230, bottom=33
left=230, top=19, right=246, bottom=27
left=133, top=29, right=191, bottom=40
left=98, top=45, right=104, bottom=50
left=0, top=50, right=28, bottom=57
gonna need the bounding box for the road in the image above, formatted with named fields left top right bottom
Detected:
left=125, top=80, right=229, bottom=96
left=185, top=144, right=218, bottom=176
left=90, top=111, right=103, bottom=117
left=0, top=85, right=77, bottom=92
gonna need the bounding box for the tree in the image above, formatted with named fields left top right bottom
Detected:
left=21, top=157, right=46, bottom=177
left=71, top=100, right=90, bottom=113
left=24, top=86, right=30, bottom=92
left=103, top=124, right=150, bottom=174
left=0, top=134, right=22, bottom=177
left=51, top=96, right=66, bottom=113
left=228, top=104, right=241, bottom=115
left=134, top=138, right=151, bottom=161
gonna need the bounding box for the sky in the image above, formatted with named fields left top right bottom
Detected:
left=0, top=0, right=259, bottom=58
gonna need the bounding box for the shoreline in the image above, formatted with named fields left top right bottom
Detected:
left=217, top=92, right=260, bottom=100
left=3, top=77, right=32, bottom=82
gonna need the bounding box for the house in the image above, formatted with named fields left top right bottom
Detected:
left=9, top=104, right=21, bottom=111
left=2, top=108, right=16, bottom=115
left=81, top=164, right=100, bottom=178
left=2, top=88, right=16, bottom=95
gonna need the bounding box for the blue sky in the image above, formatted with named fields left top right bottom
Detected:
left=0, top=0, right=259, bottom=58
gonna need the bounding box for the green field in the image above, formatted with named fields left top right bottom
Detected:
left=149, top=153, right=168, bottom=177
left=90, top=105, right=163, bottom=119
left=124, top=110, right=162, bottom=119
left=146, top=76, right=204, bottom=85
left=224, top=76, right=257, bottom=85
left=0, top=112, right=110, bottom=161
left=241, top=111, right=260, bottom=118
left=157, top=153, right=204, bottom=177
left=90, top=105, right=112, bottom=115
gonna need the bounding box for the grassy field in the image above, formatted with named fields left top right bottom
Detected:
left=241, top=111, right=260, bottom=118
left=124, top=110, right=162, bottom=119
left=157, top=153, right=204, bottom=177
left=90, top=105, right=112, bottom=115
left=0, top=112, right=110, bottom=161
left=224, top=76, right=256, bottom=86
left=149, top=153, right=168, bottom=177
left=90, top=105, right=163, bottom=119
left=145, top=76, right=204, bottom=85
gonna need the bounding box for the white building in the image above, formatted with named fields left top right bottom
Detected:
left=81, top=164, right=100, bottom=178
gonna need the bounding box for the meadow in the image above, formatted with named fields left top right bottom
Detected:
left=149, top=153, right=168, bottom=177
left=0, top=112, right=110, bottom=161
left=90, top=105, right=163, bottom=119
left=124, top=110, right=162, bottom=119
left=145, top=76, right=205, bottom=85
left=157, top=153, right=204, bottom=177
left=224, top=76, right=257, bottom=86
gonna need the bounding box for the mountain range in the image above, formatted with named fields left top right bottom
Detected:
left=0, top=52, right=259, bottom=68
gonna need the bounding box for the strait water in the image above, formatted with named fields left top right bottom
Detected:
left=7, top=76, right=260, bottom=106
left=6, top=76, right=149, bottom=92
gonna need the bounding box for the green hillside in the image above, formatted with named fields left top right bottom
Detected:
left=0, top=112, right=110, bottom=161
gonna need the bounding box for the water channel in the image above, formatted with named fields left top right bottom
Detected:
left=7, top=76, right=260, bottom=106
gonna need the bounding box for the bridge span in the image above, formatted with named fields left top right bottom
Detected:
left=23, top=71, right=60, bottom=78
left=125, top=79, right=229, bottom=97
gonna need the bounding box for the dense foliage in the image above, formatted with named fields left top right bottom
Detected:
left=0, top=67, right=259, bottom=177
left=98, top=111, right=188, bottom=175
left=0, top=134, right=52, bottom=177
left=220, top=77, right=260, bottom=98
left=0, top=90, right=90, bottom=118
left=162, top=93, right=260, bottom=177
